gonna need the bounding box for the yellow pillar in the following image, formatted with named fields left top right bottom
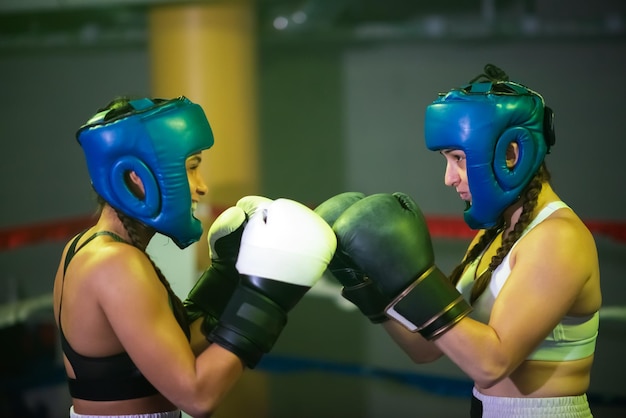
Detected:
left=148, top=3, right=267, bottom=418
left=149, top=1, right=260, bottom=264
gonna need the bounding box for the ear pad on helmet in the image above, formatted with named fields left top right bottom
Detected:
left=493, top=127, right=539, bottom=191
left=110, top=156, right=160, bottom=218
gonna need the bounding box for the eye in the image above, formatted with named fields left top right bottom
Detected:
left=186, top=155, right=202, bottom=171
left=440, top=150, right=465, bottom=162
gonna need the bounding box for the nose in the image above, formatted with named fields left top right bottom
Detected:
left=195, top=175, right=209, bottom=196
left=443, top=163, right=459, bottom=187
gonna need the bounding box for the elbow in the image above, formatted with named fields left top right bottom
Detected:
left=407, top=349, right=444, bottom=364
left=473, top=373, right=503, bottom=390
left=184, top=399, right=218, bottom=418
left=471, top=359, right=511, bottom=389
left=179, top=385, right=222, bottom=418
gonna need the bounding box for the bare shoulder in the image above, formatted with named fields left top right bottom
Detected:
left=531, top=205, right=595, bottom=250
left=514, top=205, right=598, bottom=278
left=73, top=241, right=162, bottom=297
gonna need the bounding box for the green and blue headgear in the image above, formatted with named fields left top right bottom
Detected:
left=424, top=65, right=555, bottom=230
left=77, top=96, right=214, bottom=248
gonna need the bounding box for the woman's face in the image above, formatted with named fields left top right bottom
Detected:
left=127, top=152, right=208, bottom=214
left=186, top=151, right=208, bottom=215
left=441, top=149, right=471, bottom=203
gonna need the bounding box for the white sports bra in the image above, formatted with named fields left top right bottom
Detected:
left=456, top=201, right=599, bottom=361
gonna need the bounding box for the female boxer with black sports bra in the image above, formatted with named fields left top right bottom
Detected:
left=53, top=96, right=336, bottom=417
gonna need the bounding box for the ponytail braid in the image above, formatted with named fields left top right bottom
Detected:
left=115, top=208, right=191, bottom=340
left=449, top=226, right=501, bottom=286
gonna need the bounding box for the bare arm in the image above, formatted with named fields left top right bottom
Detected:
left=382, top=320, right=444, bottom=363
left=188, top=318, right=211, bottom=356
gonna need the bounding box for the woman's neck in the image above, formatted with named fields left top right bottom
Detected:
left=96, top=204, right=154, bottom=250
left=501, top=181, right=558, bottom=236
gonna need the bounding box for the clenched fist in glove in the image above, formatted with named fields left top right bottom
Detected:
left=184, top=195, right=272, bottom=336
left=315, top=192, right=390, bottom=323
left=332, top=192, right=472, bottom=340
left=208, top=198, right=337, bottom=368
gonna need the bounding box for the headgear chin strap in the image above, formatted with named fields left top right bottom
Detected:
left=424, top=65, right=555, bottom=230
left=77, top=96, right=214, bottom=248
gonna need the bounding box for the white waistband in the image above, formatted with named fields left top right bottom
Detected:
left=70, top=406, right=180, bottom=418
left=472, top=387, right=592, bottom=418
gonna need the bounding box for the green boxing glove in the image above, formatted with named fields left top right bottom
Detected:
left=332, top=192, right=472, bottom=340
left=315, top=192, right=391, bottom=323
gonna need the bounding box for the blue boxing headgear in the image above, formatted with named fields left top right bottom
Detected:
left=424, top=65, right=555, bottom=230
left=77, top=96, right=214, bottom=248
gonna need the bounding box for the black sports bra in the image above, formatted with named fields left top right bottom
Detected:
left=59, top=230, right=185, bottom=401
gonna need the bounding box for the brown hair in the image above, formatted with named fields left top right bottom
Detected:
left=114, top=207, right=191, bottom=340
left=449, top=163, right=551, bottom=303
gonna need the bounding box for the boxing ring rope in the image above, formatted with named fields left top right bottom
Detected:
left=1, top=210, right=626, bottom=406
left=3, top=210, right=626, bottom=251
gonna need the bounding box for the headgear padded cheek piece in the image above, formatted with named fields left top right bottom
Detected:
left=424, top=65, right=555, bottom=230
left=77, top=96, right=214, bottom=248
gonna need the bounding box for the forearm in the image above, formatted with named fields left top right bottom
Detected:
left=188, top=318, right=211, bottom=356
left=384, top=313, right=517, bottom=387
left=382, top=320, right=443, bottom=363
left=432, top=317, right=512, bottom=388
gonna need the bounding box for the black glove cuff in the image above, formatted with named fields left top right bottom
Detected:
left=209, top=326, right=264, bottom=368
left=208, top=285, right=287, bottom=368
left=419, top=297, right=472, bottom=340
left=385, top=266, right=472, bottom=339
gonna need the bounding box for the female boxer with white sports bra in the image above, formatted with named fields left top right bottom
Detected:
left=53, top=96, right=336, bottom=417
left=383, top=64, right=601, bottom=417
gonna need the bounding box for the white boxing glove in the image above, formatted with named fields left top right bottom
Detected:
left=209, top=198, right=337, bottom=368
left=236, top=198, right=337, bottom=287
left=235, top=195, right=272, bottom=224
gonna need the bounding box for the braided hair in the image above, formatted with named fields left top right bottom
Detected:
left=449, top=163, right=551, bottom=303
left=468, top=63, right=510, bottom=84
left=114, top=207, right=191, bottom=340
